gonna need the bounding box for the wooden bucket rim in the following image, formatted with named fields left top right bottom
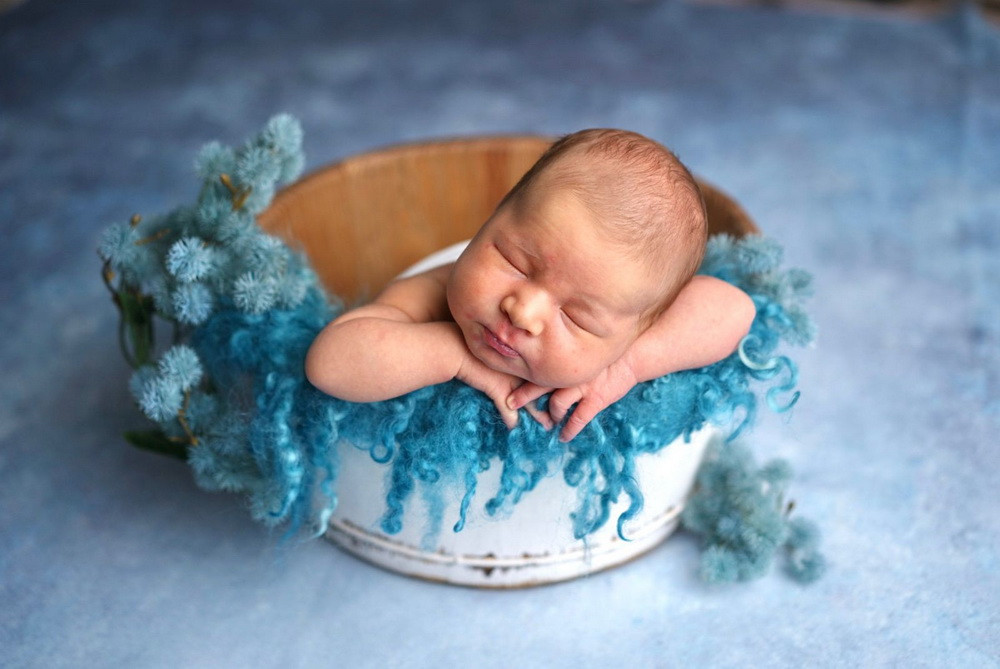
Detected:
left=268, top=133, right=759, bottom=236
left=276, top=134, right=556, bottom=194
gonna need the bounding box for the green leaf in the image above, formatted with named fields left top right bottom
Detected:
left=124, top=429, right=189, bottom=460
left=118, top=290, right=156, bottom=367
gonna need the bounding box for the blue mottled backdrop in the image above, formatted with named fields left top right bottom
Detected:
left=1, top=0, right=998, bottom=665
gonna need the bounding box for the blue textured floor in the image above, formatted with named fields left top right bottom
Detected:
left=2, top=0, right=999, bottom=666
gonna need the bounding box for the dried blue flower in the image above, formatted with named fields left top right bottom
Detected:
left=682, top=438, right=824, bottom=584
left=166, top=237, right=216, bottom=283
left=162, top=205, right=199, bottom=239
left=700, top=545, right=740, bottom=583
left=233, top=271, right=278, bottom=314
left=785, top=268, right=814, bottom=297
left=184, top=392, right=220, bottom=433
left=261, top=113, right=304, bottom=157
left=279, top=152, right=305, bottom=185
left=172, top=282, right=214, bottom=325
left=236, top=234, right=286, bottom=275
left=158, top=345, right=204, bottom=392
left=214, top=209, right=257, bottom=246
left=241, top=184, right=277, bottom=216
left=146, top=276, right=173, bottom=319
left=276, top=266, right=311, bottom=309
left=236, top=145, right=282, bottom=189
left=786, top=516, right=821, bottom=552
left=128, top=365, right=158, bottom=405
left=188, top=439, right=263, bottom=493
left=100, top=221, right=161, bottom=285
left=786, top=549, right=827, bottom=583
left=195, top=141, right=236, bottom=181
left=188, top=443, right=222, bottom=489
left=196, top=196, right=238, bottom=236
left=137, top=375, right=183, bottom=422
left=98, top=222, right=141, bottom=267
left=759, top=459, right=792, bottom=488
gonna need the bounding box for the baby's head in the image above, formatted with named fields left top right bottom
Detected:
left=447, top=129, right=707, bottom=387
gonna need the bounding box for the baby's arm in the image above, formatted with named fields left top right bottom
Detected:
left=305, top=265, right=549, bottom=429
left=509, top=275, right=756, bottom=441
left=622, top=274, right=757, bottom=381
left=305, top=265, right=466, bottom=401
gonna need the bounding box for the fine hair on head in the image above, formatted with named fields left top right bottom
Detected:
left=497, top=128, right=708, bottom=314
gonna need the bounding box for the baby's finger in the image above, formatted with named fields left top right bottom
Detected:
left=522, top=402, right=554, bottom=431
left=548, top=387, right=582, bottom=424
left=559, top=397, right=601, bottom=443
left=494, top=400, right=519, bottom=430
left=506, top=382, right=552, bottom=411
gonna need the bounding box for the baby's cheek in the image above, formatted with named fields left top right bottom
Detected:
left=448, top=282, right=478, bottom=321
left=539, top=345, right=592, bottom=387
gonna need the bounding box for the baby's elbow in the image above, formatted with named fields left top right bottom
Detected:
left=304, top=342, right=333, bottom=394
left=304, top=329, right=380, bottom=402
left=304, top=331, right=350, bottom=398
left=734, top=289, right=756, bottom=338
left=714, top=290, right=756, bottom=363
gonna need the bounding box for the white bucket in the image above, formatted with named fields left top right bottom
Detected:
left=326, top=425, right=716, bottom=588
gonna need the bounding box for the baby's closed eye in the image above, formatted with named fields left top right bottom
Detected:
left=494, top=244, right=526, bottom=275
left=560, top=308, right=587, bottom=331
left=561, top=308, right=609, bottom=337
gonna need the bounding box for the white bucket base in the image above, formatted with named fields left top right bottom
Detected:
left=326, top=426, right=717, bottom=588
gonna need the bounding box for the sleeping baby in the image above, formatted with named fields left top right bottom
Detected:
left=305, top=129, right=756, bottom=442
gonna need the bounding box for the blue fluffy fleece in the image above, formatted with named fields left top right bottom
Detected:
left=190, top=233, right=813, bottom=542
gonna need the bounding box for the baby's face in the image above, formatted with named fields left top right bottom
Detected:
left=447, top=189, right=667, bottom=388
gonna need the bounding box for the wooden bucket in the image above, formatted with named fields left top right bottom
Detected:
left=258, top=136, right=758, bottom=587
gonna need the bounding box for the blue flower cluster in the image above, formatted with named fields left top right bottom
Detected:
left=98, top=113, right=316, bottom=488
left=682, top=438, right=827, bottom=584
left=99, top=113, right=309, bottom=329
left=129, top=345, right=203, bottom=422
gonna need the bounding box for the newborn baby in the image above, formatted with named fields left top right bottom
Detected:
left=305, top=129, right=755, bottom=442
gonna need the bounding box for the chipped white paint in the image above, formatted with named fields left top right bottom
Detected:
left=326, top=426, right=717, bottom=587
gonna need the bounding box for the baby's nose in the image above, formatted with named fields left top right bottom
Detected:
left=501, top=292, right=545, bottom=336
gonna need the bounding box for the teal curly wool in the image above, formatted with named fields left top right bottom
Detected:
left=187, top=229, right=814, bottom=545
left=100, top=116, right=821, bottom=581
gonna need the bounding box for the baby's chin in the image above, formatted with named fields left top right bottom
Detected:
left=473, top=348, right=541, bottom=385
left=481, top=355, right=589, bottom=389
left=476, top=350, right=530, bottom=381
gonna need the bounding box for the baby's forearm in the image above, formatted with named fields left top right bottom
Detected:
left=305, top=312, right=467, bottom=402
left=624, top=275, right=756, bottom=383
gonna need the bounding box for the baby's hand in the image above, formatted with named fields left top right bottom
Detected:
left=455, top=353, right=554, bottom=432
left=508, top=356, right=639, bottom=442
